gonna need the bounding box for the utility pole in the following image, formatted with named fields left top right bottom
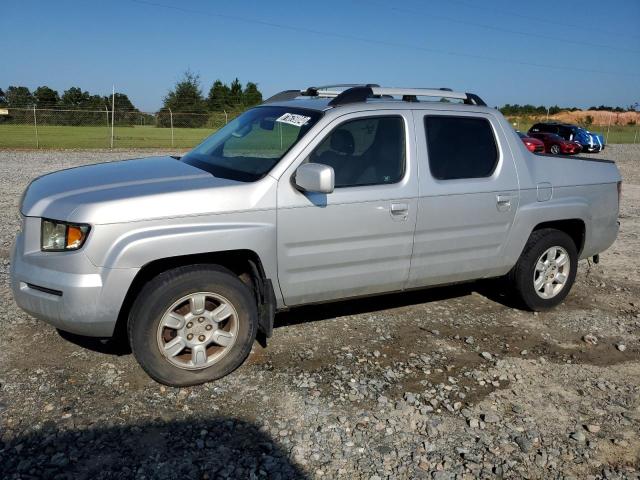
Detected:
left=169, top=108, right=174, bottom=147
left=110, top=85, right=115, bottom=149
left=33, top=104, right=39, bottom=149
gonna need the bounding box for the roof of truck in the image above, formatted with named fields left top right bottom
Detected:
left=259, top=85, right=492, bottom=114
left=263, top=97, right=496, bottom=114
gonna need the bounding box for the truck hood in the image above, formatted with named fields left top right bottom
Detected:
left=21, top=156, right=272, bottom=224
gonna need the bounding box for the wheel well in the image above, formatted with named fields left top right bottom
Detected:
left=113, top=250, right=275, bottom=344
left=532, top=219, right=585, bottom=254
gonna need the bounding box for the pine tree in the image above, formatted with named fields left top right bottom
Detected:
left=207, top=80, right=231, bottom=111
left=243, top=82, right=262, bottom=106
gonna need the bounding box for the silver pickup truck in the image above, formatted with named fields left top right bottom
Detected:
left=11, top=85, right=622, bottom=386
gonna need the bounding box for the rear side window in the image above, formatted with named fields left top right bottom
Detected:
left=424, top=116, right=498, bottom=180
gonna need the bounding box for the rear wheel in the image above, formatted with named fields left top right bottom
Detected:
left=550, top=144, right=560, bottom=155
left=128, top=265, right=258, bottom=386
left=508, top=229, right=578, bottom=311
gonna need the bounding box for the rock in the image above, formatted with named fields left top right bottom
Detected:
left=482, top=412, right=500, bottom=424
left=465, top=336, right=474, bottom=345
left=50, top=452, right=69, bottom=467
left=480, top=352, right=493, bottom=361
left=515, top=436, right=533, bottom=453
left=468, top=419, right=480, bottom=428
left=432, top=471, right=453, bottom=480
left=585, top=424, right=601, bottom=433
left=404, top=392, right=417, bottom=404
left=616, top=343, right=626, bottom=352
left=570, top=431, right=586, bottom=442
left=582, top=334, right=598, bottom=345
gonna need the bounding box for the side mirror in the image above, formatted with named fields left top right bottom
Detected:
left=294, top=163, right=334, bottom=194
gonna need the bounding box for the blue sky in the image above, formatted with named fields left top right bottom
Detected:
left=2, top=0, right=639, bottom=112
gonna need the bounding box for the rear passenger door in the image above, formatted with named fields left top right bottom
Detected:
left=407, top=112, right=520, bottom=288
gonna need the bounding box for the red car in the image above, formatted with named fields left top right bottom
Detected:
left=516, top=131, right=545, bottom=153
left=528, top=132, right=582, bottom=155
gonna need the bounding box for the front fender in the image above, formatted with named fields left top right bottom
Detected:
left=83, top=210, right=278, bottom=293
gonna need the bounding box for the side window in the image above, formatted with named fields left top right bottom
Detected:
left=424, top=116, right=498, bottom=180
left=309, top=116, right=405, bottom=188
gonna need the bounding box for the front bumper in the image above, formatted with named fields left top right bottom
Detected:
left=11, top=228, right=139, bottom=337
left=581, top=144, right=602, bottom=153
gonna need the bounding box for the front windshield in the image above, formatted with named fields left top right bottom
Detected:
left=182, top=106, right=322, bottom=182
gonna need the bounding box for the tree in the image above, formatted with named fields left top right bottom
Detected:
left=159, top=71, right=207, bottom=127
left=0, top=88, right=7, bottom=106
left=207, top=80, right=230, bottom=111
left=105, top=92, right=137, bottom=111
left=581, top=115, right=594, bottom=128
left=58, top=87, right=105, bottom=125
left=34, top=86, right=60, bottom=108
left=229, top=78, right=243, bottom=106
left=162, top=71, right=206, bottom=112
left=243, top=82, right=262, bottom=106
left=61, top=87, right=91, bottom=107
left=5, top=86, right=34, bottom=107
left=104, top=92, right=139, bottom=125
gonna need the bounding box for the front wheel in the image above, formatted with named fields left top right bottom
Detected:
left=128, top=265, right=258, bottom=386
left=508, top=229, right=578, bottom=311
left=550, top=144, right=561, bottom=155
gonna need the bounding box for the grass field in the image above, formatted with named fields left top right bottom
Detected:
left=0, top=124, right=216, bottom=149
left=0, top=122, right=637, bottom=149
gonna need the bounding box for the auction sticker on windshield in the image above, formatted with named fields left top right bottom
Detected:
left=276, top=113, right=311, bottom=127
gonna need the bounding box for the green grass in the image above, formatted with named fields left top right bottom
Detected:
left=0, top=124, right=216, bottom=149
left=508, top=119, right=639, bottom=144
left=1, top=121, right=638, bottom=150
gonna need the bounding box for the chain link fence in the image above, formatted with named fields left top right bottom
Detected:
left=0, top=107, right=242, bottom=149
left=1, top=106, right=638, bottom=149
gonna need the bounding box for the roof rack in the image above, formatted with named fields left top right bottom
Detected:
left=263, top=85, right=486, bottom=107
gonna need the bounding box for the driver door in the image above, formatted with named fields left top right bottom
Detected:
left=276, top=111, right=418, bottom=306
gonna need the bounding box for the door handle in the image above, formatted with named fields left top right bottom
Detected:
left=496, top=194, right=512, bottom=211
left=390, top=202, right=409, bottom=219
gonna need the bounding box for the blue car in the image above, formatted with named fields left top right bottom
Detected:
left=529, top=122, right=605, bottom=153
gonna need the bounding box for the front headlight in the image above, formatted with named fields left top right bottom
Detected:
left=41, top=219, right=90, bottom=251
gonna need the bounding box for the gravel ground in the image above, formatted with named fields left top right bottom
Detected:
left=1, top=146, right=639, bottom=479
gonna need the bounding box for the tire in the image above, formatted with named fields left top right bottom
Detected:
left=508, top=228, right=578, bottom=311
left=550, top=144, right=560, bottom=155
left=128, top=264, right=258, bottom=387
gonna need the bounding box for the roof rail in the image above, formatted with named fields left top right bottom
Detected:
left=263, top=85, right=487, bottom=107
left=263, top=90, right=302, bottom=103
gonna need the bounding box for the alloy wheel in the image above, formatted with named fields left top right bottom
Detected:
left=156, top=292, right=239, bottom=370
